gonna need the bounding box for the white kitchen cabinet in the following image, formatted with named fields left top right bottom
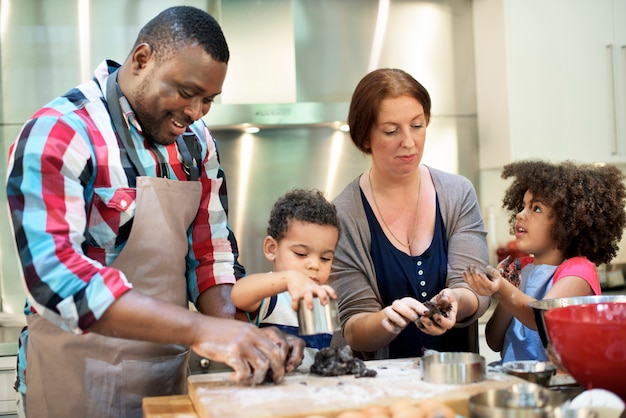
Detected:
left=0, top=356, right=16, bottom=416
left=474, top=0, right=626, bottom=168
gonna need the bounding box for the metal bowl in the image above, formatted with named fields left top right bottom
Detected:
left=529, top=295, right=626, bottom=348
left=469, top=383, right=569, bottom=418
left=421, top=351, right=485, bottom=384
left=502, top=361, right=557, bottom=386
left=297, top=298, right=340, bottom=336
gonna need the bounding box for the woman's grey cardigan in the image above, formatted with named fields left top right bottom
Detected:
left=329, top=166, right=491, bottom=359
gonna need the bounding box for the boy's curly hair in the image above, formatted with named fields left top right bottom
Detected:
left=267, top=188, right=339, bottom=241
left=501, top=160, right=626, bottom=265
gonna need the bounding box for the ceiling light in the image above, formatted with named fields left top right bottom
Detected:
left=244, top=126, right=260, bottom=134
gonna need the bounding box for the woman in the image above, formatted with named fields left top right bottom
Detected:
left=329, top=68, right=490, bottom=359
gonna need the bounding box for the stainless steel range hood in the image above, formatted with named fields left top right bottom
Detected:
left=0, top=0, right=479, bottom=314
left=205, top=0, right=373, bottom=128
left=204, top=101, right=350, bottom=128
left=0, top=0, right=476, bottom=129
left=205, top=0, right=476, bottom=129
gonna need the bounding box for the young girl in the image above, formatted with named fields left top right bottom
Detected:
left=231, top=188, right=340, bottom=369
left=463, top=160, right=626, bottom=363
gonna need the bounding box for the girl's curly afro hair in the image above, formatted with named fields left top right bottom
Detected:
left=501, top=160, right=626, bottom=265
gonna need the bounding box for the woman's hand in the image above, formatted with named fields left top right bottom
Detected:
left=415, top=289, right=459, bottom=335
left=381, top=297, right=422, bottom=334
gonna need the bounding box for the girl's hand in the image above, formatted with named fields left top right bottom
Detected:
left=463, top=264, right=501, bottom=296
left=285, top=271, right=337, bottom=311
left=381, top=297, right=422, bottom=334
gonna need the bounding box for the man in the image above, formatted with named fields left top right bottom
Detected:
left=6, top=6, right=303, bottom=418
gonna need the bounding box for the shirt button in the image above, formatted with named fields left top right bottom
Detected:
left=420, top=281, right=426, bottom=286
left=120, top=199, right=128, bottom=208
left=416, top=261, right=422, bottom=266
left=418, top=270, right=424, bottom=276
left=421, top=292, right=428, bottom=298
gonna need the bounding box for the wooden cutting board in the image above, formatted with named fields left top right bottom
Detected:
left=187, top=358, right=523, bottom=418
left=143, top=395, right=198, bottom=418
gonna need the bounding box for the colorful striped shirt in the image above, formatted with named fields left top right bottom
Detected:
left=5, top=59, right=244, bottom=335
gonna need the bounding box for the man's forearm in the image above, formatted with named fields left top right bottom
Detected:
left=197, top=283, right=236, bottom=318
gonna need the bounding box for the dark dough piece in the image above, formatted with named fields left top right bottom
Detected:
left=468, top=256, right=522, bottom=288
left=422, top=293, right=452, bottom=319
left=310, top=345, right=377, bottom=378
left=499, top=255, right=522, bottom=288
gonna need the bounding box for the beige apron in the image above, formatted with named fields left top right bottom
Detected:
left=26, top=176, right=202, bottom=418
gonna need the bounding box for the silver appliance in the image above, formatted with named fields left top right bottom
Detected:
left=0, top=0, right=478, bottom=314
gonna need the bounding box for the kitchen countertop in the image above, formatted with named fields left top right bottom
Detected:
left=143, top=363, right=582, bottom=418
left=182, top=358, right=525, bottom=418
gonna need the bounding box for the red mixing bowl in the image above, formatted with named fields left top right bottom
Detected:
left=544, top=302, right=626, bottom=400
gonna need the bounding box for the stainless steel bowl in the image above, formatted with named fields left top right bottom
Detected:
left=502, top=361, right=557, bottom=386
left=469, top=383, right=569, bottom=418
left=529, top=295, right=626, bottom=348
left=297, top=298, right=339, bottom=336
left=421, top=351, right=485, bottom=384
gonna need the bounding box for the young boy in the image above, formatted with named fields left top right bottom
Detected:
left=231, top=188, right=340, bottom=369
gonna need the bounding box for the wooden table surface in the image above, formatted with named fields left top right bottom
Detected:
left=144, top=357, right=528, bottom=418
left=143, top=395, right=198, bottom=418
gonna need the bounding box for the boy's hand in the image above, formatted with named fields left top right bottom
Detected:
left=285, top=271, right=337, bottom=311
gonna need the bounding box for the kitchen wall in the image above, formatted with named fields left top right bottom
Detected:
left=0, top=0, right=479, bottom=313
left=0, top=0, right=215, bottom=314
left=213, top=114, right=476, bottom=273
left=473, top=0, right=626, bottom=267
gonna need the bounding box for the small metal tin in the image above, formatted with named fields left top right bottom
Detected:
left=502, top=361, right=557, bottom=387
left=297, top=298, right=340, bottom=336
left=421, top=351, right=485, bottom=384
left=469, top=383, right=569, bottom=418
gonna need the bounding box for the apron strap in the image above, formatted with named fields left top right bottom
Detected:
left=105, top=70, right=147, bottom=177
left=176, top=132, right=201, bottom=181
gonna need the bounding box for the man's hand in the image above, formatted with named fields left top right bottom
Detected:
left=190, top=319, right=305, bottom=385
left=260, top=327, right=305, bottom=373
left=190, top=318, right=287, bottom=385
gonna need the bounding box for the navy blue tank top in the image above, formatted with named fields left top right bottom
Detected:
left=362, top=189, right=449, bottom=357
